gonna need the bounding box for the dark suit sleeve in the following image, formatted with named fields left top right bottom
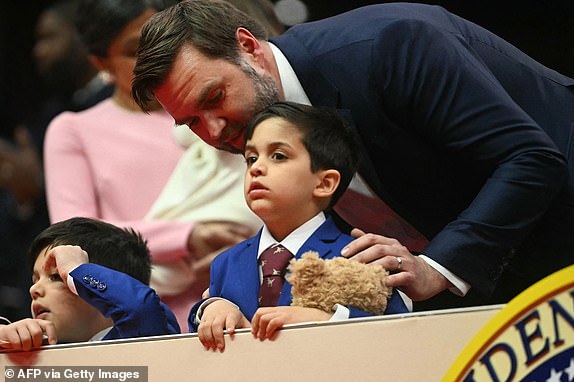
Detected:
left=374, top=19, right=567, bottom=298
left=70, top=264, right=181, bottom=338
left=345, top=289, right=409, bottom=318
left=188, top=298, right=209, bottom=333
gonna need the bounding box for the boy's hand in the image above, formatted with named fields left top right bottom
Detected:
left=43, top=245, right=89, bottom=282
left=198, top=300, right=250, bottom=352
left=251, top=306, right=332, bottom=340
left=0, top=319, right=57, bottom=351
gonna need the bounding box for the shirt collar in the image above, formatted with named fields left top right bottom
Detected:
left=258, top=212, right=326, bottom=257
left=89, top=327, right=113, bottom=342
left=269, top=42, right=311, bottom=106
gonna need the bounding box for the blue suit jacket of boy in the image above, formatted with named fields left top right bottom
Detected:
left=70, top=263, right=180, bottom=340
left=188, top=216, right=408, bottom=332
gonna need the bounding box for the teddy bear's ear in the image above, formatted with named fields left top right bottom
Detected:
left=301, top=251, right=320, bottom=260
left=286, top=251, right=326, bottom=287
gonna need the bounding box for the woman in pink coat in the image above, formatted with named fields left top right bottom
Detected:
left=44, top=0, right=259, bottom=328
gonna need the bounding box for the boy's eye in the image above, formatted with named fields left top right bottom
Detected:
left=245, top=154, right=258, bottom=166
left=271, top=152, right=287, bottom=161
left=48, top=273, right=62, bottom=282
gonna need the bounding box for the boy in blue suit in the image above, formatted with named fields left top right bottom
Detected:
left=190, top=102, right=408, bottom=352
left=0, top=217, right=180, bottom=351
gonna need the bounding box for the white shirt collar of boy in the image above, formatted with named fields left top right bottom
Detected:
left=269, top=43, right=311, bottom=106
left=256, top=211, right=352, bottom=320
left=89, top=327, right=113, bottom=341
left=257, top=212, right=326, bottom=257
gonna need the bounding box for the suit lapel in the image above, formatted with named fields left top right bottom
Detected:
left=296, top=216, right=341, bottom=260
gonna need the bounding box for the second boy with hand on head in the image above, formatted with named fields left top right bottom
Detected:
left=190, top=102, right=408, bottom=352
left=0, top=218, right=180, bottom=351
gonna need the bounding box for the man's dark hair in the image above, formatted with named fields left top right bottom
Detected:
left=132, top=0, right=267, bottom=110
left=245, top=102, right=360, bottom=208
left=29, top=217, right=151, bottom=284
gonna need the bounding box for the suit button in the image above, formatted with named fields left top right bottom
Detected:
left=96, top=282, right=107, bottom=291
left=83, top=274, right=94, bottom=284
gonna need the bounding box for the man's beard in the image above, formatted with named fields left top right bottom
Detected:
left=239, top=59, right=281, bottom=116
left=217, top=59, right=281, bottom=154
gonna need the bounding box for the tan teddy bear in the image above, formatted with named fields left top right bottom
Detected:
left=287, top=251, right=391, bottom=315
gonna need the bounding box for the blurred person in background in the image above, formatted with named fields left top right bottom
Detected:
left=0, top=0, right=112, bottom=321
left=43, top=0, right=263, bottom=328
left=226, top=0, right=285, bottom=36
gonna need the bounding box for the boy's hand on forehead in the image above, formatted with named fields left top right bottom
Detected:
left=43, top=245, right=89, bottom=282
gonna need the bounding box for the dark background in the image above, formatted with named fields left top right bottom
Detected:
left=1, top=1, right=573, bottom=139
left=1, top=2, right=45, bottom=138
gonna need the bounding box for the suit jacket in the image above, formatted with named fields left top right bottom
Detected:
left=271, top=3, right=574, bottom=307
left=188, top=216, right=408, bottom=331
left=70, top=264, right=180, bottom=340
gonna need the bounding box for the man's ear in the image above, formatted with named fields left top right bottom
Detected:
left=236, top=27, right=264, bottom=66
left=313, top=169, right=341, bottom=199
left=236, top=27, right=259, bottom=52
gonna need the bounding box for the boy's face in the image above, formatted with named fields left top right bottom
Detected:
left=29, top=247, right=109, bottom=343
left=244, top=118, right=324, bottom=225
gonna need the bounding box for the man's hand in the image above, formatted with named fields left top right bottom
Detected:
left=188, top=222, right=253, bottom=259
left=43, top=245, right=89, bottom=282
left=0, top=319, right=57, bottom=351
left=341, top=229, right=451, bottom=301
left=197, top=300, right=250, bottom=352
left=251, top=306, right=332, bottom=341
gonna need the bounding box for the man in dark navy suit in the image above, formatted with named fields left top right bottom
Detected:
left=132, top=0, right=574, bottom=310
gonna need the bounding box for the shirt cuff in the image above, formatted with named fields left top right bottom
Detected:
left=328, top=304, right=350, bottom=321
left=397, top=290, right=413, bottom=312
left=66, top=265, right=82, bottom=295
left=419, top=255, right=470, bottom=296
